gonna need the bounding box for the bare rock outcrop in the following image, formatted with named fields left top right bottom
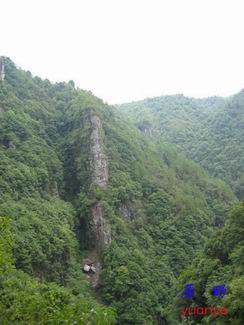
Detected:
left=82, top=111, right=111, bottom=288
left=0, top=57, right=5, bottom=81
left=90, top=202, right=111, bottom=246
left=119, top=203, right=133, bottom=221
left=90, top=113, right=108, bottom=188
left=88, top=111, right=111, bottom=249
left=82, top=252, right=102, bottom=288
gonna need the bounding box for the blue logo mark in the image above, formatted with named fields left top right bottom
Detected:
left=182, top=283, right=195, bottom=299
left=212, top=285, right=227, bottom=298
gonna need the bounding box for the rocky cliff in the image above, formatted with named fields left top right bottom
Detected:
left=89, top=111, right=111, bottom=248
left=83, top=111, right=111, bottom=287
left=90, top=113, right=109, bottom=188
left=0, top=57, right=5, bottom=81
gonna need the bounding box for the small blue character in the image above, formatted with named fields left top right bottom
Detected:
left=182, top=283, right=195, bottom=299
left=212, top=285, right=227, bottom=298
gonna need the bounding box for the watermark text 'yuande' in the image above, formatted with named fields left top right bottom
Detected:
left=180, top=306, right=228, bottom=317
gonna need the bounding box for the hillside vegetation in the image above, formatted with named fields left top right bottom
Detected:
left=0, top=57, right=241, bottom=324
left=169, top=202, right=244, bottom=325
left=119, top=93, right=244, bottom=199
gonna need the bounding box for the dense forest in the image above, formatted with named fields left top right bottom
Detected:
left=119, top=93, right=244, bottom=199
left=174, top=202, right=244, bottom=324
left=0, top=57, right=243, bottom=324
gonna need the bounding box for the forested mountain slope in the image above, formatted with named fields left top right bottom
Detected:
left=119, top=93, right=244, bottom=199
left=0, top=57, right=238, bottom=324
left=169, top=202, right=244, bottom=325
left=0, top=58, right=116, bottom=324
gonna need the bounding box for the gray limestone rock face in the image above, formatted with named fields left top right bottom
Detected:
left=89, top=112, right=111, bottom=248
left=90, top=260, right=101, bottom=288
left=0, top=57, right=5, bottom=81
left=90, top=202, right=111, bottom=247
left=89, top=113, right=108, bottom=188
left=8, top=141, right=16, bottom=149
left=80, top=110, right=111, bottom=289
left=81, top=254, right=101, bottom=288
left=119, top=204, right=133, bottom=221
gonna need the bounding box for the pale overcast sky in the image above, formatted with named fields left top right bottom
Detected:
left=1, top=0, right=244, bottom=104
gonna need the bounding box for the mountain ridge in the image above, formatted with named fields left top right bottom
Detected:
left=118, top=91, right=244, bottom=199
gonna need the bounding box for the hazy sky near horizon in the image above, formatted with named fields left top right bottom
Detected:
left=1, top=0, right=244, bottom=104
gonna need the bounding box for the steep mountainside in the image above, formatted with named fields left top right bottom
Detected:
left=0, top=58, right=116, bottom=324
left=169, top=202, right=244, bottom=325
left=119, top=93, right=244, bottom=199
left=0, top=57, right=238, bottom=324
